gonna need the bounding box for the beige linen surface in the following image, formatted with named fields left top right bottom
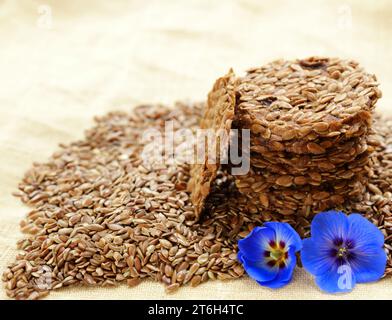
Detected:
left=1, top=0, right=391, bottom=300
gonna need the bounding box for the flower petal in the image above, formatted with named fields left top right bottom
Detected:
left=349, top=246, right=387, bottom=283
left=301, top=238, right=335, bottom=276
left=315, top=263, right=356, bottom=293
left=258, top=247, right=297, bottom=289
left=238, top=252, right=279, bottom=282
left=345, top=214, right=386, bottom=283
left=238, top=226, right=275, bottom=262
left=264, top=222, right=302, bottom=251
left=311, top=211, right=349, bottom=244
left=347, top=213, right=385, bottom=249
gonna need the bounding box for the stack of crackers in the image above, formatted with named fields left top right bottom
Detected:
left=188, top=57, right=381, bottom=218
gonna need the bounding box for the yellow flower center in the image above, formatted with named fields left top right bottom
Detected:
left=265, top=240, right=289, bottom=269
left=270, top=249, right=284, bottom=261
left=337, top=247, right=348, bottom=258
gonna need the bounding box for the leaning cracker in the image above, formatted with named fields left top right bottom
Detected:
left=188, top=69, right=237, bottom=219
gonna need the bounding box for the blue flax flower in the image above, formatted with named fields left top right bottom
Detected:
left=238, top=222, right=302, bottom=289
left=302, top=210, right=387, bottom=293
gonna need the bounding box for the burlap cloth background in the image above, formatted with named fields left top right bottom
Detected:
left=0, top=0, right=391, bottom=300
